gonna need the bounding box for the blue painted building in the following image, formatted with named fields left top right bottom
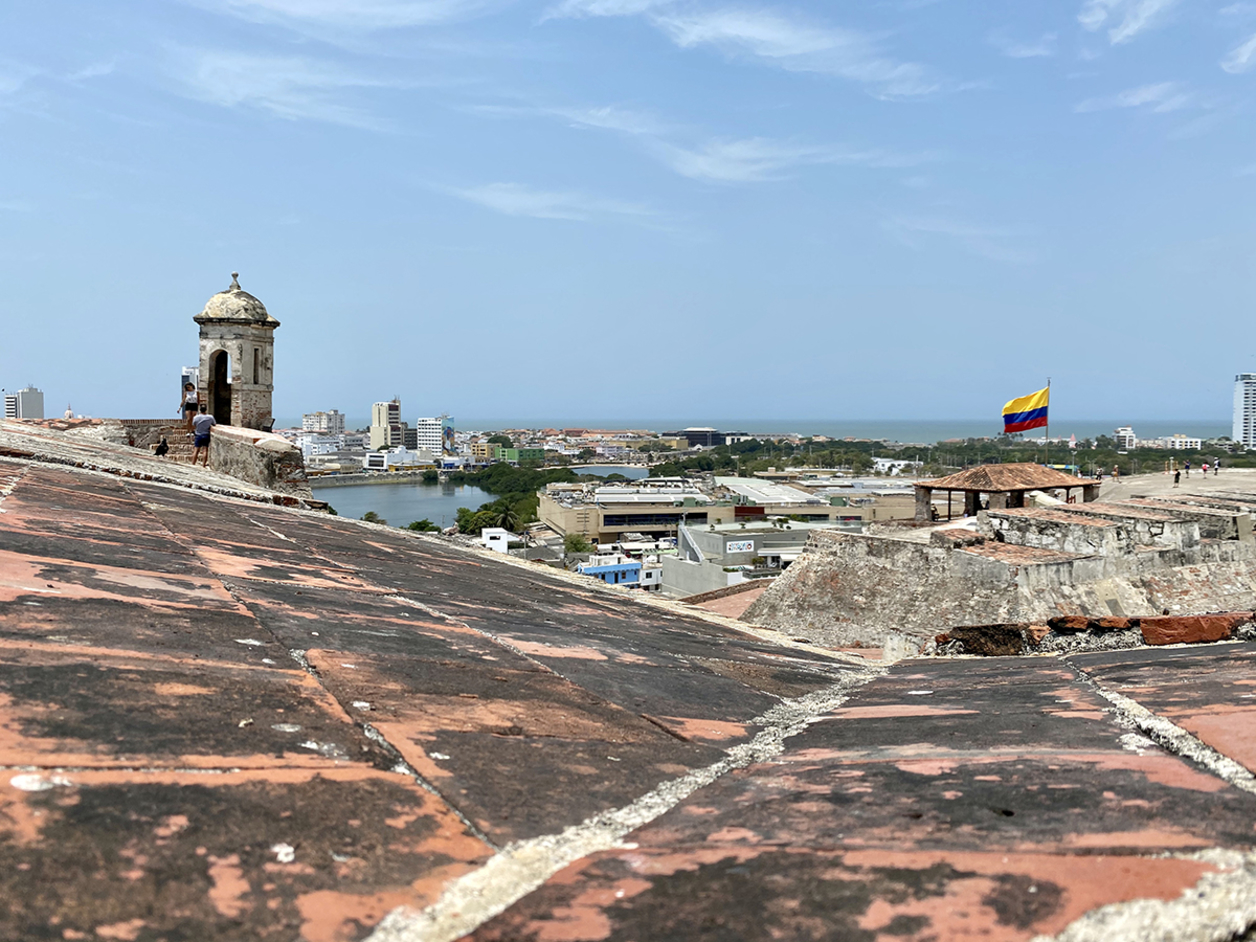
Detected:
left=577, top=554, right=642, bottom=587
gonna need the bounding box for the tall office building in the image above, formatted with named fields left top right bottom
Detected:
left=3, top=386, right=44, bottom=420
left=1235, top=374, right=1256, bottom=448
left=369, top=399, right=405, bottom=451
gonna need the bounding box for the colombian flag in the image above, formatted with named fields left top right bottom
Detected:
left=1002, top=387, right=1049, bottom=434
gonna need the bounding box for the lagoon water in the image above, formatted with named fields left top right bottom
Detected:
left=312, top=482, right=493, bottom=529
left=575, top=465, right=649, bottom=479
left=311, top=466, right=648, bottom=527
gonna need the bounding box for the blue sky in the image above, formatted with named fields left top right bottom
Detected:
left=2, top=0, right=1255, bottom=426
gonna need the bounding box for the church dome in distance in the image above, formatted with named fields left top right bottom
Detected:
left=193, top=272, right=280, bottom=327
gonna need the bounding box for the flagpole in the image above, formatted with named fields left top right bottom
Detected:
left=1045, top=377, right=1051, bottom=468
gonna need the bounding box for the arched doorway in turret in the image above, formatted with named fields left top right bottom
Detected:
left=209, top=350, right=232, bottom=426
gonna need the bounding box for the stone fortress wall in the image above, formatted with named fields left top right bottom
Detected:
left=100, top=419, right=311, bottom=497
left=742, top=490, right=1256, bottom=649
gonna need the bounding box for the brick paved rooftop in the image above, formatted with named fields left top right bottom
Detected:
left=2, top=428, right=1256, bottom=941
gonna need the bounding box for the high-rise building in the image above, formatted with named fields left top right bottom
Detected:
left=303, top=410, right=346, bottom=435
left=1234, top=374, right=1256, bottom=448
left=4, top=386, right=44, bottom=420
left=415, top=415, right=455, bottom=454
left=370, top=399, right=405, bottom=451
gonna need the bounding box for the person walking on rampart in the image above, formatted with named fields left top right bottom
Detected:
left=180, top=383, right=199, bottom=429
left=1216, top=459, right=1222, bottom=475
left=1185, top=459, right=1191, bottom=477
left=1112, top=465, right=1120, bottom=483
left=1174, top=469, right=1181, bottom=487
left=191, top=405, right=215, bottom=467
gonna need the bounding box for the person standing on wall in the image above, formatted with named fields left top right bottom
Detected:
left=180, top=383, right=199, bottom=430
left=191, top=405, right=215, bottom=467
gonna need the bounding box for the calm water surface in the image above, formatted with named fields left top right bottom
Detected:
left=575, top=465, right=649, bottom=479
left=312, top=482, right=493, bottom=528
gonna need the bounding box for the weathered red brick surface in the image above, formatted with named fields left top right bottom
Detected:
left=4, top=453, right=1256, bottom=941
left=1139, top=612, right=1250, bottom=645
left=470, top=658, right=1256, bottom=941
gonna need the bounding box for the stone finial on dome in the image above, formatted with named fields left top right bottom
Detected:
left=194, top=272, right=280, bottom=327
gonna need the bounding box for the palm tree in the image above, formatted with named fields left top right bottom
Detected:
left=492, top=504, right=522, bottom=532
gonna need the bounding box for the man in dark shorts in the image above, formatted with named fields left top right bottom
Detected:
left=191, top=405, right=216, bottom=467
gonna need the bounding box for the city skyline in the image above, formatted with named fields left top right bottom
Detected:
left=3, top=1, right=1256, bottom=420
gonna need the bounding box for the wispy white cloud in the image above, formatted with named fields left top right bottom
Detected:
left=1077, top=0, right=1178, bottom=44
left=472, top=98, right=933, bottom=183
left=988, top=30, right=1056, bottom=58
left=541, top=0, right=670, bottom=18
left=195, top=0, right=495, bottom=30
left=447, top=182, right=653, bottom=220
left=1074, top=80, right=1189, bottom=112
left=1222, top=32, right=1256, bottom=72
left=883, top=216, right=1035, bottom=263
left=170, top=50, right=395, bottom=127
left=656, top=137, right=929, bottom=182
left=65, top=61, right=117, bottom=83
left=543, top=2, right=945, bottom=98
left=542, top=104, right=668, bottom=136
left=0, top=60, right=39, bottom=98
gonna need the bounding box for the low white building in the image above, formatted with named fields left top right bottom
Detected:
left=298, top=431, right=370, bottom=457
left=1163, top=434, right=1202, bottom=450
left=481, top=528, right=512, bottom=553
left=871, top=457, right=923, bottom=476
left=1138, top=434, right=1203, bottom=450
left=362, top=447, right=438, bottom=471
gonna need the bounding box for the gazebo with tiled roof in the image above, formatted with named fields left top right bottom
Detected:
left=914, top=462, right=1100, bottom=520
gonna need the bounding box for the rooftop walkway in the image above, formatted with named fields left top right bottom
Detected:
left=0, top=442, right=1255, bottom=940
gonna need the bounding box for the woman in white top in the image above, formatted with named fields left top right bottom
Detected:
left=180, top=384, right=199, bottom=429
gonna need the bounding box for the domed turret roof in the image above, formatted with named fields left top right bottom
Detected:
left=193, top=273, right=280, bottom=327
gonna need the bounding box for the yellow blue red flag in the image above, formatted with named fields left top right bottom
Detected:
left=1002, top=387, right=1049, bottom=434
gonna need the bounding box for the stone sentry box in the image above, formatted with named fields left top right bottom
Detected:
left=193, top=273, right=279, bottom=431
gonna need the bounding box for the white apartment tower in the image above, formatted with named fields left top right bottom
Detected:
left=1235, top=374, right=1256, bottom=448
left=303, top=410, right=346, bottom=435
left=415, top=415, right=454, bottom=454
